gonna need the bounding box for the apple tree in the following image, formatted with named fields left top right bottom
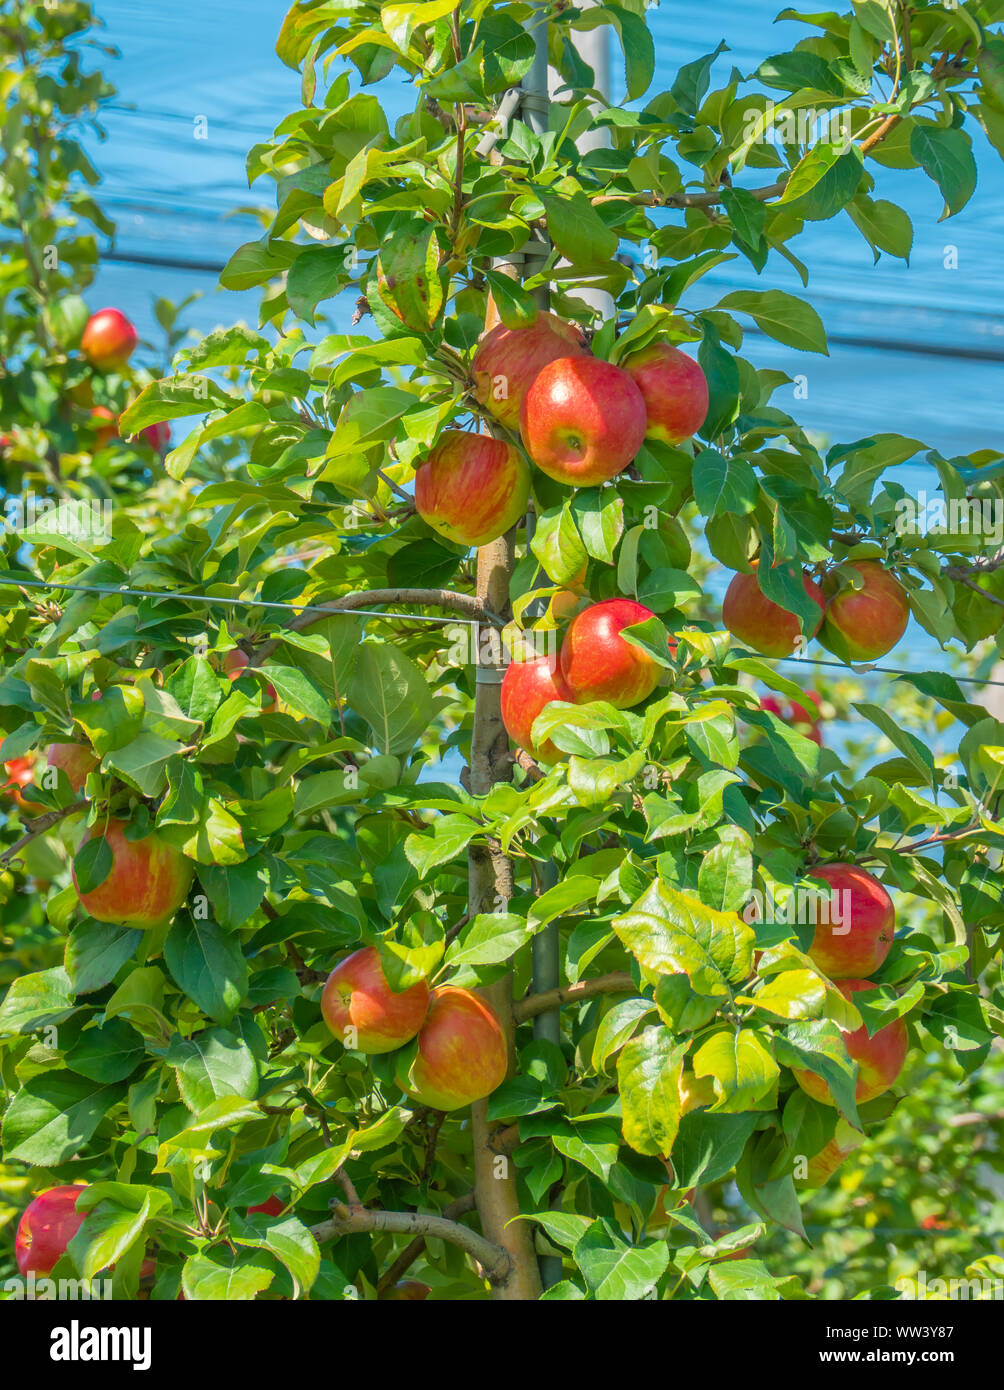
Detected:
left=2, top=0, right=1004, bottom=1302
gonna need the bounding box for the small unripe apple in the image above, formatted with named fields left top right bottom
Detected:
left=818, top=560, right=909, bottom=662
left=558, top=598, right=665, bottom=708
left=15, top=1185, right=88, bottom=1276
left=520, top=356, right=648, bottom=486
left=804, top=862, right=895, bottom=980
left=89, top=405, right=118, bottom=448
left=397, top=986, right=507, bottom=1111
left=621, top=342, right=709, bottom=445
left=73, top=817, right=194, bottom=928
left=321, top=946, right=430, bottom=1054
left=793, top=977, right=908, bottom=1106
left=722, top=566, right=825, bottom=658
left=471, top=312, right=590, bottom=430
left=80, top=308, right=138, bottom=371
left=414, top=430, right=530, bottom=547
left=500, top=653, right=573, bottom=765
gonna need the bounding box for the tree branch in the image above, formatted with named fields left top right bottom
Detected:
left=311, top=1202, right=511, bottom=1286
left=255, top=587, right=501, bottom=660
left=512, top=971, right=636, bottom=1024
left=375, top=1191, right=476, bottom=1294
left=0, top=801, right=87, bottom=867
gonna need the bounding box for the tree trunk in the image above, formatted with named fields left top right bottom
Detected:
left=468, top=533, right=543, bottom=1300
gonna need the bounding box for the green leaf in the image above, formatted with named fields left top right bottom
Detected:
left=232, top=1214, right=320, bottom=1298
left=612, top=879, right=754, bottom=998
left=66, top=1019, right=145, bottom=1083
left=692, top=1027, right=779, bottom=1113
left=573, top=1222, right=669, bottom=1300
left=2, top=1073, right=124, bottom=1166
left=164, top=917, right=249, bottom=1024
left=909, top=124, right=977, bottom=220
left=716, top=290, right=828, bottom=354
left=617, top=1026, right=686, bottom=1156
left=182, top=1252, right=274, bottom=1300
left=346, top=643, right=433, bottom=754
left=165, top=1028, right=258, bottom=1113
left=404, top=814, right=481, bottom=876
left=0, top=967, right=76, bottom=1035
left=692, top=449, right=758, bottom=518
left=446, top=913, right=528, bottom=966
left=65, top=921, right=144, bottom=995
left=542, top=192, right=618, bottom=269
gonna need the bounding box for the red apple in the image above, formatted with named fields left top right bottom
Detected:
left=722, top=565, right=826, bottom=658
left=16, top=1186, right=88, bottom=1276
left=761, top=689, right=823, bottom=745
left=804, top=862, right=895, bottom=980
left=80, top=308, right=138, bottom=371
left=621, top=342, right=709, bottom=445
left=140, top=421, right=171, bottom=453
left=803, top=1129, right=864, bottom=1188
left=558, top=599, right=665, bottom=708
left=500, top=653, right=573, bottom=765
left=321, top=946, right=430, bottom=1054
left=248, top=1195, right=285, bottom=1217
left=793, top=977, right=908, bottom=1106
left=381, top=1279, right=431, bottom=1300
left=72, top=817, right=194, bottom=927
left=414, top=430, right=530, bottom=547
left=520, top=357, right=647, bottom=487
left=46, top=742, right=99, bottom=793
left=819, top=560, right=909, bottom=662
left=3, top=755, right=46, bottom=813
left=472, top=312, right=590, bottom=430
left=223, top=648, right=277, bottom=710
left=89, top=405, right=118, bottom=448
left=397, top=985, right=507, bottom=1111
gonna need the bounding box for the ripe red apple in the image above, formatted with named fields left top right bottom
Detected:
left=140, top=421, right=171, bottom=453
left=248, top=1195, right=285, bottom=1217
left=2, top=755, right=46, bottom=813
left=761, top=689, right=823, bottom=745
left=321, top=945, right=430, bottom=1054
left=804, top=862, right=895, bottom=980
left=803, top=1128, right=864, bottom=1188
left=472, top=312, right=590, bottom=429
left=397, top=985, right=507, bottom=1111
left=46, top=742, right=99, bottom=793
left=414, top=430, right=530, bottom=547
left=381, top=1279, right=431, bottom=1300
left=722, top=566, right=826, bottom=658
left=72, top=817, right=194, bottom=927
left=16, top=1185, right=88, bottom=1276
left=223, top=648, right=277, bottom=710
left=500, top=653, right=573, bottom=765
left=80, top=308, right=138, bottom=371
left=89, top=405, right=118, bottom=448
left=558, top=599, right=665, bottom=708
left=520, top=357, right=647, bottom=487
left=819, top=560, right=910, bottom=662
left=793, top=978, right=908, bottom=1106
left=621, top=342, right=709, bottom=445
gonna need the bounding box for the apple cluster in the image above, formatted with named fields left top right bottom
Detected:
left=320, top=946, right=507, bottom=1110
left=413, top=311, right=709, bottom=547
left=723, top=558, right=911, bottom=663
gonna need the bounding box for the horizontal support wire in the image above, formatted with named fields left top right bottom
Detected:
left=2, top=576, right=1002, bottom=687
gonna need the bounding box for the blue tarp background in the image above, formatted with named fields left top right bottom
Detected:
left=86, top=0, right=1003, bottom=461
